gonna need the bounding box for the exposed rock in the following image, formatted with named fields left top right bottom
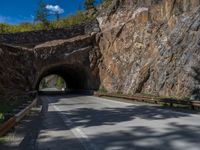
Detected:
left=0, top=44, right=33, bottom=93
left=0, top=22, right=100, bottom=95
left=1, top=0, right=200, bottom=99
left=97, top=0, right=200, bottom=98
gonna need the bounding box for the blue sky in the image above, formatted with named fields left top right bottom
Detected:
left=0, top=0, right=101, bottom=24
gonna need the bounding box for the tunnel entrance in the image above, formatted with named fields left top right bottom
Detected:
left=35, top=64, right=99, bottom=95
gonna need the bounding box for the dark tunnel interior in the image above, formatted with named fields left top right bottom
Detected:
left=35, top=64, right=96, bottom=92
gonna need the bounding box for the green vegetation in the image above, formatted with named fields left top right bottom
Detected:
left=35, top=0, right=49, bottom=28
left=84, top=0, right=95, bottom=10
left=0, top=94, right=31, bottom=124
left=0, top=113, right=4, bottom=124
left=0, top=0, right=113, bottom=34
left=0, top=10, right=95, bottom=34
left=39, top=75, right=66, bottom=91
left=56, top=77, right=66, bottom=90
left=98, top=86, right=108, bottom=93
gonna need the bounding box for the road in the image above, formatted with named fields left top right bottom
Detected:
left=19, top=95, right=200, bottom=150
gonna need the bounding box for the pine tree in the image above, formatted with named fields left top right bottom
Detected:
left=35, top=0, right=49, bottom=28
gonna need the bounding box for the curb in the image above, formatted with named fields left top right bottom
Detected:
left=0, top=98, right=38, bottom=137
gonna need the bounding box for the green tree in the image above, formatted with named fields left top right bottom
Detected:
left=56, top=76, right=66, bottom=90
left=0, top=113, right=5, bottom=124
left=84, top=0, right=95, bottom=10
left=35, top=0, right=49, bottom=28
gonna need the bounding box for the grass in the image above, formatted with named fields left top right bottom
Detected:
left=0, top=0, right=113, bottom=34
left=0, top=11, right=95, bottom=34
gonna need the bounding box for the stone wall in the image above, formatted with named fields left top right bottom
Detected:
left=0, top=44, right=34, bottom=94
left=0, top=20, right=99, bottom=47
left=97, top=0, right=200, bottom=98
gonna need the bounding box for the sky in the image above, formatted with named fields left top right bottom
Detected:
left=0, top=0, right=101, bottom=24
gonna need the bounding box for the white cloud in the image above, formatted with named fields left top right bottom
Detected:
left=46, top=5, right=64, bottom=14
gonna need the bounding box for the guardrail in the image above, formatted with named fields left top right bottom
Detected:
left=0, top=91, right=38, bottom=137
left=94, top=92, right=200, bottom=110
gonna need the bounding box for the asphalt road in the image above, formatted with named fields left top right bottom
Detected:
left=20, top=95, right=200, bottom=150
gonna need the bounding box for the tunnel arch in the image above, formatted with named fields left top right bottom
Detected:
left=34, top=63, right=98, bottom=92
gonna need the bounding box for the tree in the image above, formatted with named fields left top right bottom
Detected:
left=35, top=0, right=49, bottom=28
left=46, top=5, right=64, bottom=21
left=84, top=0, right=95, bottom=10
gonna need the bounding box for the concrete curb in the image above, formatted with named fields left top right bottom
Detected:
left=0, top=98, right=38, bottom=137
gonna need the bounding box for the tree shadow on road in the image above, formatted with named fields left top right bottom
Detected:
left=1, top=95, right=200, bottom=150
left=24, top=122, right=200, bottom=150
left=83, top=123, right=200, bottom=150
left=57, top=104, right=194, bottom=128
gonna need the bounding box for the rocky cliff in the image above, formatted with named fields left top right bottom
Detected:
left=0, top=0, right=200, bottom=99
left=97, top=0, right=200, bottom=99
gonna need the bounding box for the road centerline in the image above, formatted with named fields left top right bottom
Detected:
left=45, top=96, right=99, bottom=150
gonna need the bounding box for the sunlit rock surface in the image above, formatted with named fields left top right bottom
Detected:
left=97, top=0, right=200, bottom=98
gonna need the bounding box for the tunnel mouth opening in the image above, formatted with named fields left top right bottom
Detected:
left=38, top=74, right=67, bottom=93
left=35, top=64, right=95, bottom=95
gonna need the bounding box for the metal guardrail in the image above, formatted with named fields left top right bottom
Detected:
left=0, top=91, right=38, bottom=137
left=94, top=92, right=200, bottom=110
left=0, top=117, right=16, bottom=137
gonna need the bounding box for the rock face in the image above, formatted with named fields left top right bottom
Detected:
left=0, top=22, right=101, bottom=95
left=97, top=0, right=200, bottom=98
left=0, top=44, right=33, bottom=94
left=0, top=0, right=200, bottom=99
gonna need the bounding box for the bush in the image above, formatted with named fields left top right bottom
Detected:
left=99, top=86, right=108, bottom=93
left=0, top=113, right=5, bottom=124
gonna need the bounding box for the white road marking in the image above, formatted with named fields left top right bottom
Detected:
left=45, top=96, right=99, bottom=150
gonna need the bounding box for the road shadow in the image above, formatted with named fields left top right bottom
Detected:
left=43, top=95, right=196, bottom=128
left=84, top=123, right=200, bottom=150
left=1, top=95, right=200, bottom=150
left=28, top=122, right=200, bottom=150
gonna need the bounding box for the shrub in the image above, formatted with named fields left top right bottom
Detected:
left=99, top=86, right=108, bottom=93
left=0, top=113, right=5, bottom=124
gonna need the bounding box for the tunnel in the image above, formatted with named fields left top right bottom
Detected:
left=34, top=63, right=100, bottom=94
